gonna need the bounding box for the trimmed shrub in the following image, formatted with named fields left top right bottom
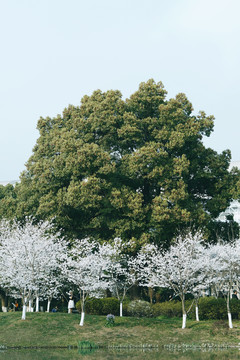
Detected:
left=76, top=298, right=102, bottom=315
left=229, top=299, right=240, bottom=319
left=198, top=297, right=226, bottom=320
left=101, top=297, right=119, bottom=315
left=127, top=300, right=153, bottom=318
left=76, top=297, right=128, bottom=316
left=152, top=296, right=240, bottom=320
left=152, top=300, right=182, bottom=318
left=199, top=297, right=240, bottom=320
left=77, top=296, right=240, bottom=320
left=152, top=300, right=195, bottom=318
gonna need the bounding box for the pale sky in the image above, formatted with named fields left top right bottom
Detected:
left=0, top=0, right=239, bottom=180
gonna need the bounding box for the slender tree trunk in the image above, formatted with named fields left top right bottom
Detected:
left=148, top=287, right=154, bottom=304
left=80, top=296, right=85, bottom=326
left=227, top=292, right=233, bottom=328
left=181, top=294, right=187, bottom=329
left=120, top=302, right=123, bottom=317
left=228, top=312, right=233, bottom=329
left=36, top=296, right=39, bottom=312
left=80, top=311, right=85, bottom=326
left=22, top=293, right=28, bottom=320
left=182, top=313, right=187, bottom=329
left=28, top=299, right=32, bottom=312
left=47, top=299, right=51, bottom=312
left=195, top=305, right=199, bottom=322
left=22, top=305, right=27, bottom=320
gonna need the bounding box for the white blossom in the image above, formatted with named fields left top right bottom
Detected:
left=134, top=231, right=204, bottom=328
left=101, top=238, right=136, bottom=316
left=64, top=238, right=110, bottom=326
left=0, top=219, right=68, bottom=319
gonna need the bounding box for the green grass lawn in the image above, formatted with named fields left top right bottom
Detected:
left=1, top=312, right=240, bottom=349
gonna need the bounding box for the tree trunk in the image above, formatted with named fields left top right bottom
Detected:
left=120, top=302, right=123, bottom=317
left=227, top=293, right=233, bottom=328
left=181, top=294, right=187, bottom=329
left=148, top=287, right=154, bottom=304
left=36, top=296, right=39, bottom=312
left=228, top=312, right=233, bottom=328
left=80, top=312, right=85, bottom=326
left=28, top=299, right=32, bottom=312
left=47, top=299, right=51, bottom=312
left=79, top=293, right=85, bottom=326
left=182, top=313, right=187, bottom=329
left=195, top=305, right=199, bottom=321
left=22, top=305, right=27, bottom=320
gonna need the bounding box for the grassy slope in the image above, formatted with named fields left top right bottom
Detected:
left=1, top=312, right=240, bottom=348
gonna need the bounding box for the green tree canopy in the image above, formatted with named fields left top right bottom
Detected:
left=4, top=79, right=240, bottom=246
left=0, top=184, right=17, bottom=219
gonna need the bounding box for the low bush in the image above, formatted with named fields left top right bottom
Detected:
left=100, top=297, right=119, bottom=315
left=127, top=300, right=153, bottom=318
left=76, top=298, right=102, bottom=315
left=152, top=297, right=240, bottom=320
left=76, top=297, right=128, bottom=316
left=229, top=299, right=240, bottom=319
left=76, top=296, right=240, bottom=320
left=200, top=297, right=240, bottom=320
left=198, top=297, right=226, bottom=320
left=152, top=300, right=195, bottom=318
left=153, top=300, right=182, bottom=318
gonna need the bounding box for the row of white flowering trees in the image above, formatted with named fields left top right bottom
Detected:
left=0, top=219, right=135, bottom=325
left=0, top=220, right=68, bottom=319
left=0, top=219, right=240, bottom=329
left=134, top=232, right=240, bottom=329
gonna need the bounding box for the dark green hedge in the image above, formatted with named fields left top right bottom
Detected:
left=152, top=300, right=194, bottom=318
left=76, top=297, right=128, bottom=316
left=152, top=297, right=240, bottom=320
left=75, top=296, right=240, bottom=320
left=198, top=297, right=240, bottom=320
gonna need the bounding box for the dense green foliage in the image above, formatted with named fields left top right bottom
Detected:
left=153, top=300, right=184, bottom=318
left=1, top=79, right=239, bottom=245
left=77, top=296, right=240, bottom=321
left=153, top=297, right=240, bottom=320
left=0, top=184, right=17, bottom=219
left=76, top=297, right=127, bottom=316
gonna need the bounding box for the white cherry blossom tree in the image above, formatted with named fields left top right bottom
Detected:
left=134, top=231, right=204, bottom=329
left=0, top=219, right=68, bottom=320
left=64, top=238, right=110, bottom=326
left=101, top=238, right=136, bottom=317
left=199, top=241, right=240, bottom=328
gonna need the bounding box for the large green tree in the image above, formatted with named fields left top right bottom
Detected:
left=0, top=184, right=17, bottom=219
left=5, top=80, right=240, bottom=246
